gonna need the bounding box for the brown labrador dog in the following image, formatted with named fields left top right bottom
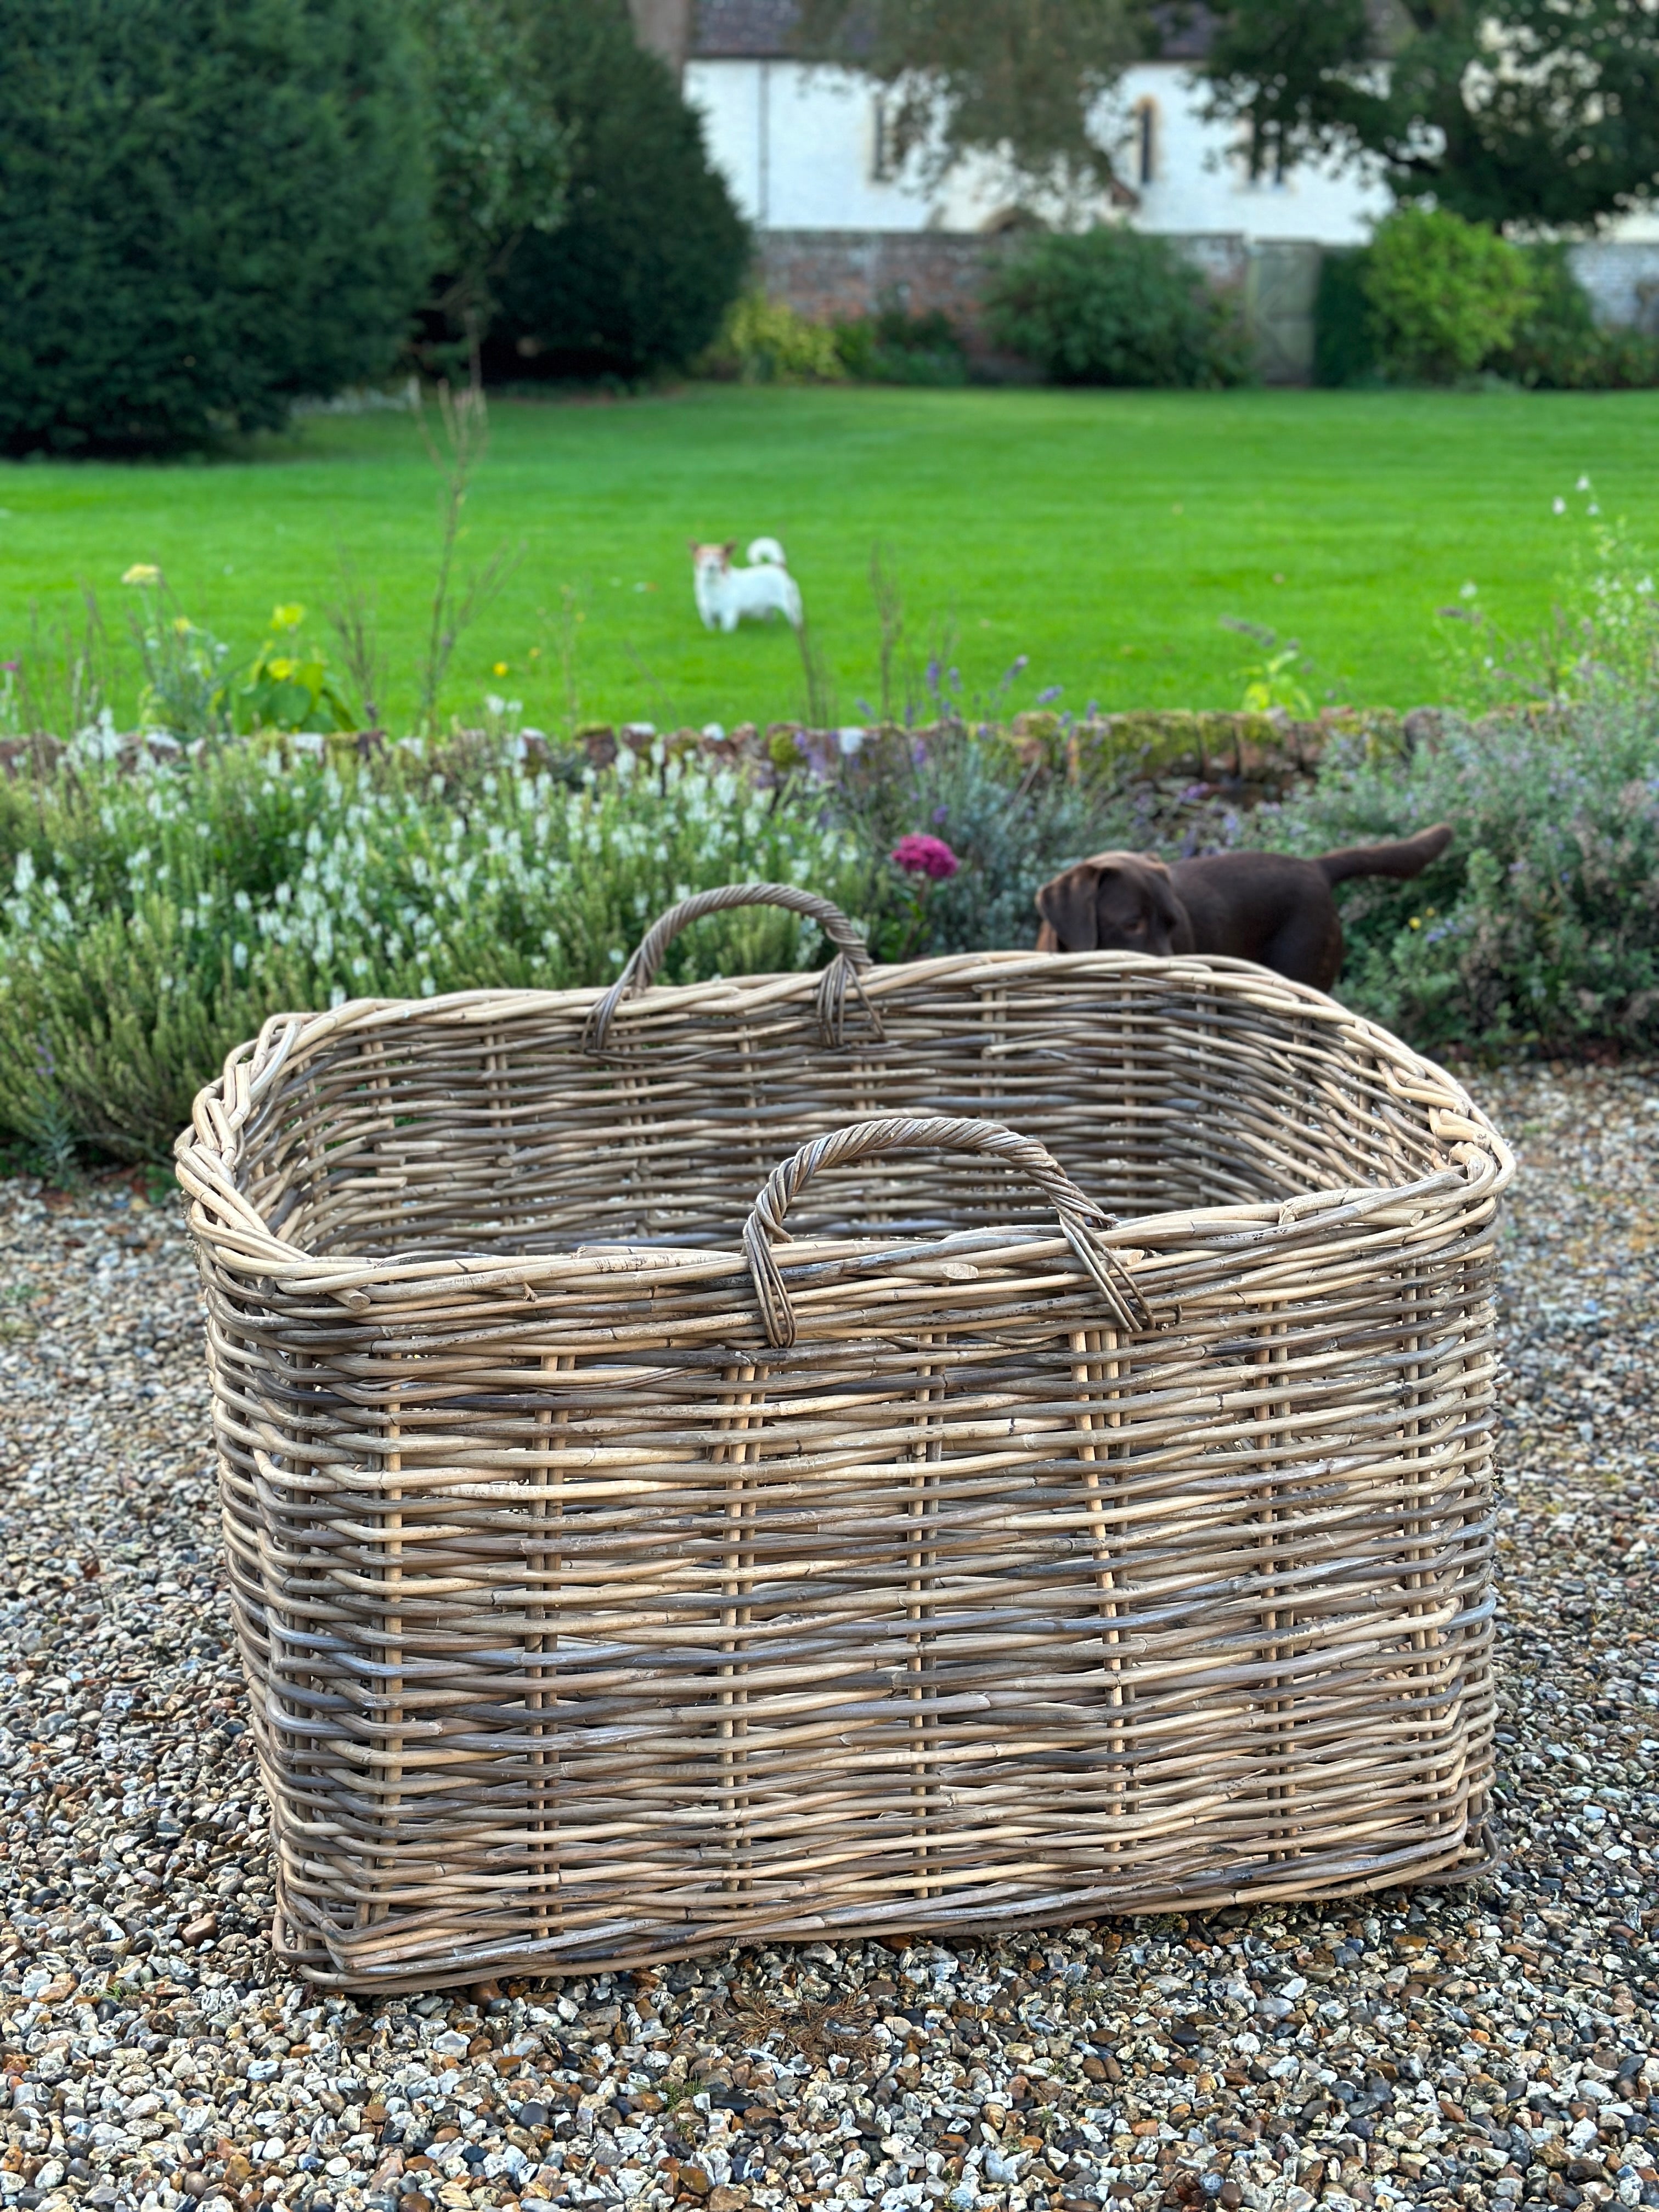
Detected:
left=1034, top=825, right=1453, bottom=994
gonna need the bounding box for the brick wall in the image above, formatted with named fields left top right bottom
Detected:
left=754, top=230, right=1022, bottom=340
left=754, top=228, right=1325, bottom=380
left=755, top=228, right=1659, bottom=384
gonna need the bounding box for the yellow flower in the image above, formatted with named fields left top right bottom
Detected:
left=122, top=563, right=160, bottom=586
left=493, top=661, right=509, bottom=676
left=173, top=616, right=192, bottom=636
left=1408, top=916, right=1421, bottom=930
left=267, top=657, right=294, bottom=681
left=272, top=603, right=304, bottom=631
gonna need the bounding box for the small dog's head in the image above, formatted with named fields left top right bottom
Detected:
left=1035, top=851, right=1194, bottom=956
left=689, top=540, right=736, bottom=579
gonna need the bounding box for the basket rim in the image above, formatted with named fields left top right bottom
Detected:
left=174, top=950, right=1515, bottom=1306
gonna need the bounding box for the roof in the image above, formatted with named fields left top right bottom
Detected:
left=692, top=0, right=800, bottom=57
left=690, top=1, right=1217, bottom=63
left=1154, top=4, right=1217, bottom=60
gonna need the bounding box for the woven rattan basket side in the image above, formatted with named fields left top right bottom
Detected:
left=177, top=944, right=1511, bottom=1990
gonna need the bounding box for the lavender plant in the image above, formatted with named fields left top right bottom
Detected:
left=1251, top=696, right=1659, bottom=1050
left=825, top=721, right=1153, bottom=960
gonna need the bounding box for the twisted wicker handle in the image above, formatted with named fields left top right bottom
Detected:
left=742, top=1114, right=1152, bottom=1348
left=582, top=882, right=877, bottom=1056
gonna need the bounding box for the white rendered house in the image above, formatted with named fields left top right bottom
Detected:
left=684, top=0, right=1389, bottom=245
left=673, top=0, right=1659, bottom=363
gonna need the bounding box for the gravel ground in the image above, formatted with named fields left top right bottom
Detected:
left=0, top=1060, right=1653, bottom=2212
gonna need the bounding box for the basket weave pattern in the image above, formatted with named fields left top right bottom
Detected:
left=177, top=928, right=1511, bottom=1990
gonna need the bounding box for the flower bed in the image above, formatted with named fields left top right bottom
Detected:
left=0, top=689, right=1654, bottom=1170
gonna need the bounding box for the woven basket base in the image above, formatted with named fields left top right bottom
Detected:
left=268, top=1820, right=1497, bottom=1993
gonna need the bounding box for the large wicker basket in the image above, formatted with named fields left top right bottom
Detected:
left=176, top=884, right=1513, bottom=1991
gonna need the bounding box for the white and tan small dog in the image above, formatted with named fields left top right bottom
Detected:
left=690, top=537, right=804, bottom=632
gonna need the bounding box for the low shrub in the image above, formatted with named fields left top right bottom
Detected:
left=0, top=737, right=864, bottom=1163
left=821, top=681, right=1659, bottom=1054
left=1362, top=208, right=1536, bottom=383
left=1255, top=699, right=1659, bottom=1052
left=1499, top=245, right=1659, bottom=391
left=1315, top=236, right=1657, bottom=390
left=833, top=304, right=968, bottom=386
left=983, top=227, right=1251, bottom=389
left=838, top=731, right=1103, bottom=957
left=705, top=295, right=848, bottom=384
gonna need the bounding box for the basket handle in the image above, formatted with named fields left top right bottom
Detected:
left=582, top=882, right=877, bottom=1056
left=742, top=1114, right=1152, bottom=1348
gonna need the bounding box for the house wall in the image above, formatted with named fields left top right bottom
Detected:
left=685, top=58, right=1391, bottom=242
left=687, top=50, right=1659, bottom=374
left=1568, top=241, right=1659, bottom=332
left=687, top=59, right=1035, bottom=232
left=1108, top=64, right=1389, bottom=244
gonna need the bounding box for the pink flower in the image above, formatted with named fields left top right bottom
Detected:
left=891, top=832, right=960, bottom=881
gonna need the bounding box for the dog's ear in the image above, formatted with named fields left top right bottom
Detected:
left=688, top=539, right=700, bottom=555
left=1034, top=862, right=1101, bottom=952
left=722, top=540, right=737, bottom=561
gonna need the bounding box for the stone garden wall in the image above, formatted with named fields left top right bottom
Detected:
left=756, top=228, right=1659, bottom=382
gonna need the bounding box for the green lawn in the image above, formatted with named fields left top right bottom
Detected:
left=3, top=383, right=1656, bottom=734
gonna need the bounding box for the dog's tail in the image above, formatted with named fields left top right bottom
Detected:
left=1316, top=822, right=1453, bottom=886
left=747, top=535, right=787, bottom=567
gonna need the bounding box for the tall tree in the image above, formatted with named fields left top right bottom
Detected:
left=413, top=0, right=571, bottom=383
left=1202, top=0, right=1659, bottom=227
left=793, top=0, right=1151, bottom=193
left=482, top=0, right=747, bottom=383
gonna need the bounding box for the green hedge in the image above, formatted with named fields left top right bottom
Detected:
left=1364, top=208, right=1536, bottom=383
left=0, top=0, right=431, bottom=453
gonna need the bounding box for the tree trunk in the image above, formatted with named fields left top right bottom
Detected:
left=626, top=0, right=693, bottom=79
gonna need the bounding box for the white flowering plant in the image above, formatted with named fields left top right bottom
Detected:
left=0, top=735, right=864, bottom=1164
left=1435, top=477, right=1659, bottom=712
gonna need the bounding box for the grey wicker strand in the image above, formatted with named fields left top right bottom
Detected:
left=743, top=1114, right=1152, bottom=1347
left=582, top=881, right=878, bottom=1054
